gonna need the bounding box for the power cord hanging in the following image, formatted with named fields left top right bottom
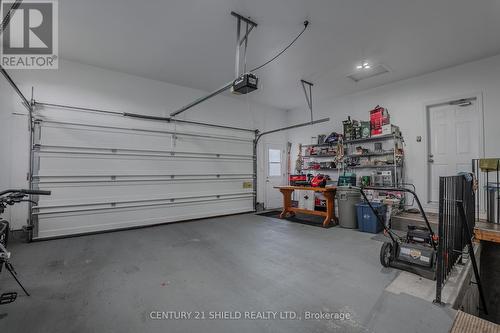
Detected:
left=170, top=16, right=310, bottom=117
left=0, top=0, right=23, bottom=34
left=250, top=20, right=309, bottom=73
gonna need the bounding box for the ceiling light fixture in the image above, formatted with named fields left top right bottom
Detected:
left=357, top=61, right=371, bottom=70
left=347, top=64, right=390, bottom=82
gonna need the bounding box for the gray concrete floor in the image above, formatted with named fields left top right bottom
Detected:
left=0, top=213, right=455, bottom=333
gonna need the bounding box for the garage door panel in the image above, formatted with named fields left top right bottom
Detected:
left=35, top=174, right=248, bottom=183
left=36, top=179, right=253, bottom=206
left=41, top=124, right=177, bottom=151
left=39, top=124, right=253, bottom=156
left=35, top=194, right=252, bottom=214
left=36, top=107, right=254, bottom=141
left=37, top=154, right=253, bottom=175
left=32, top=107, right=255, bottom=239
left=34, top=196, right=253, bottom=239
left=173, top=136, right=252, bottom=155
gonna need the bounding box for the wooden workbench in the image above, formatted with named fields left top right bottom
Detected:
left=274, top=186, right=338, bottom=227
left=474, top=221, right=500, bottom=244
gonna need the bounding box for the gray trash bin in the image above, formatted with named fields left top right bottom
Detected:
left=487, top=184, right=500, bottom=224
left=337, top=187, right=362, bottom=228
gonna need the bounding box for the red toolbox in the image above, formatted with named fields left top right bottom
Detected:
left=289, top=174, right=307, bottom=185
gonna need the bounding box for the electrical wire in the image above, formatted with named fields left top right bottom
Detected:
left=0, top=0, right=23, bottom=33
left=249, top=20, right=309, bottom=73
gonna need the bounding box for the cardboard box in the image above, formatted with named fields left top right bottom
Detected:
left=361, top=121, right=370, bottom=138
left=370, top=106, right=390, bottom=130
left=297, top=190, right=315, bottom=210
left=381, top=124, right=400, bottom=136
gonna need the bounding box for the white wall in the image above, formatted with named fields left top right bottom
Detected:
left=0, top=59, right=288, bottom=229
left=4, top=53, right=499, bottom=227
left=287, top=54, right=500, bottom=207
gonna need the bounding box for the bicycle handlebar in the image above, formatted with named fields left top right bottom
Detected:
left=0, top=189, right=51, bottom=196
left=21, top=189, right=51, bottom=195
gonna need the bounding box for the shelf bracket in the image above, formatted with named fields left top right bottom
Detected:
left=170, top=12, right=257, bottom=118
left=301, top=80, right=314, bottom=123
left=232, top=11, right=257, bottom=78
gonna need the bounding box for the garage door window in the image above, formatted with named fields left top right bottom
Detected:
left=268, top=149, right=281, bottom=176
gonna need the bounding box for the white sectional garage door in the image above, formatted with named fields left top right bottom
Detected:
left=31, top=105, right=255, bottom=239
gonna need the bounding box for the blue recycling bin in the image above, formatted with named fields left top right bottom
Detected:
left=356, top=202, right=386, bottom=234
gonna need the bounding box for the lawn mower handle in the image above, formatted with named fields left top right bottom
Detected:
left=350, top=186, right=398, bottom=243
left=357, top=186, right=437, bottom=250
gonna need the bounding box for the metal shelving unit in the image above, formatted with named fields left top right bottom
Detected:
left=296, top=141, right=341, bottom=210
left=345, top=150, right=394, bottom=158
left=303, top=154, right=337, bottom=159
left=299, top=140, right=342, bottom=177
left=344, top=134, right=402, bottom=144
left=297, top=133, right=404, bottom=186
left=347, top=164, right=402, bottom=169
left=343, top=133, right=404, bottom=186
left=302, top=142, right=337, bottom=148
left=302, top=168, right=337, bottom=171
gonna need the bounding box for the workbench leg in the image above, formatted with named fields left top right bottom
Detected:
left=331, top=191, right=338, bottom=224
left=279, top=189, right=294, bottom=219
left=323, top=191, right=337, bottom=227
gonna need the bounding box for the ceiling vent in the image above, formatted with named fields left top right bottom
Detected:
left=347, top=64, right=390, bottom=82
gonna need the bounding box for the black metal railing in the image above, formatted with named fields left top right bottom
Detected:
left=435, top=174, right=475, bottom=304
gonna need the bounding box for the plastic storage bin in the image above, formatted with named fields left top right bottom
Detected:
left=338, top=173, right=356, bottom=186
left=487, top=183, right=500, bottom=224
left=356, top=202, right=386, bottom=234
left=337, top=187, right=362, bottom=228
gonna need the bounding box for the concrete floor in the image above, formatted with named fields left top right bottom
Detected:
left=0, top=213, right=455, bottom=333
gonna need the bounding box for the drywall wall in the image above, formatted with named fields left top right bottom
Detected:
left=0, top=59, right=288, bottom=230
left=287, top=54, right=500, bottom=208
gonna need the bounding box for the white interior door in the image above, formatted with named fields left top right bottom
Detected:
left=265, top=144, right=284, bottom=209
left=428, top=99, right=480, bottom=203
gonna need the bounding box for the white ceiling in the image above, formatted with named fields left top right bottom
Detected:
left=60, top=0, right=500, bottom=111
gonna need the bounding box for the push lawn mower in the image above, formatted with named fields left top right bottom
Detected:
left=356, top=186, right=438, bottom=280
left=0, top=188, right=51, bottom=304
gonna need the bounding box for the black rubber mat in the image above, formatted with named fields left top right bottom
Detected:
left=256, top=210, right=335, bottom=228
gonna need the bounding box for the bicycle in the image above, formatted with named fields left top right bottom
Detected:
left=0, top=189, right=51, bottom=305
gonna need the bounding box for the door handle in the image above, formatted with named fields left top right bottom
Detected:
left=266, top=179, right=270, bottom=183
left=429, top=159, right=434, bottom=163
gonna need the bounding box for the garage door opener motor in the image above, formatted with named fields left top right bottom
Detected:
left=232, top=73, right=259, bottom=95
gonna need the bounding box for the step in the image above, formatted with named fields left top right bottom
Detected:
left=449, top=311, right=500, bottom=333
left=391, top=211, right=439, bottom=232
